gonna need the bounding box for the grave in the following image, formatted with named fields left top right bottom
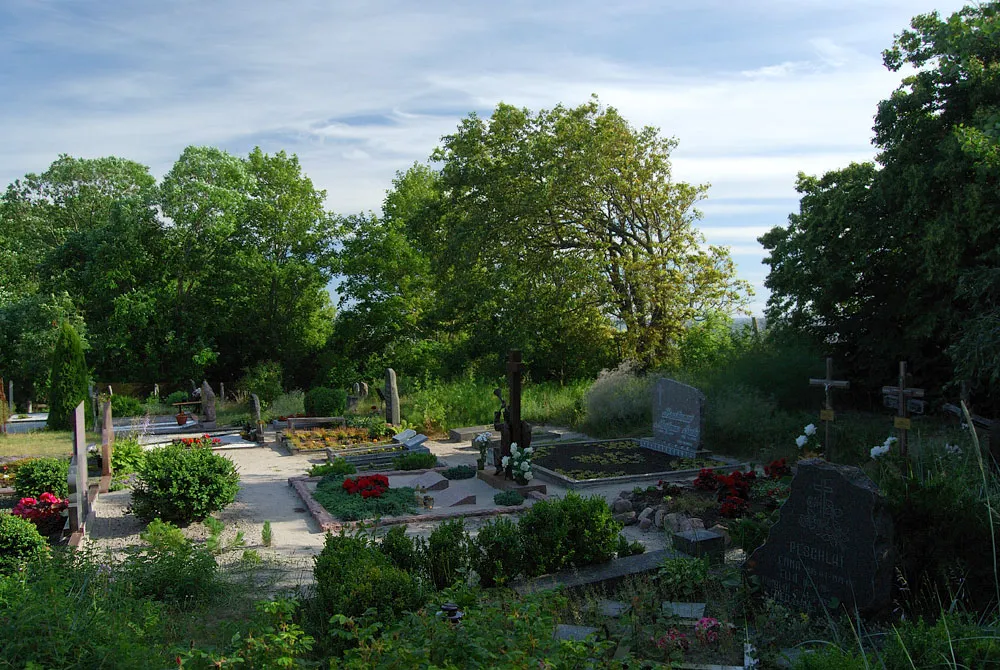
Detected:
left=385, top=368, right=400, bottom=425
left=746, top=459, right=894, bottom=615
left=200, top=381, right=217, bottom=429
left=429, top=488, right=476, bottom=507
left=639, top=378, right=705, bottom=458
left=672, top=529, right=725, bottom=563
left=67, top=402, right=93, bottom=543
left=410, top=470, right=449, bottom=492
left=881, top=361, right=924, bottom=457
left=514, top=549, right=679, bottom=595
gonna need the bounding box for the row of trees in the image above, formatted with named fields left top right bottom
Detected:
left=0, top=100, right=750, bottom=403
left=761, top=2, right=1000, bottom=410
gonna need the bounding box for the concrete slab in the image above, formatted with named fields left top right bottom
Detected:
left=513, top=549, right=680, bottom=595
left=553, top=624, right=599, bottom=641
left=410, top=470, right=449, bottom=492
left=429, top=488, right=476, bottom=507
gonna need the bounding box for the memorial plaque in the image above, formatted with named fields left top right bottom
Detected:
left=883, top=394, right=926, bottom=415
left=819, top=409, right=834, bottom=422
left=893, top=416, right=912, bottom=430
left=638, top=378, right=704, bottom=458
left=746, top=459, right=894, bottom=615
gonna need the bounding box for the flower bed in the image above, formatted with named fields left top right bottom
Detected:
left=531, top=439, right=726, bottom=482
left=311, top=474, right=417, bottom=521
left=285, top=427, right=395, bottom=452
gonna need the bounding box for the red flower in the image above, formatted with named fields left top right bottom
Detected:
left=342, top=474, right=389, bottom=498
left=764, top=458, right=791, bottom=480
left=693, top=469, right=719, bottom=491
left=719, top=496, right=749, bottom=518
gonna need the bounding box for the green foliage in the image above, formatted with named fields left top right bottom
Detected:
left=46, top=321, right=89, bottom=430
left=109, top=394, right=143, bottom=417
left=518, top=492, right=622, bottom=576
left=582, top=361, right=654, bottom=437
left=616, top=534, right=646, bottom=557
left=263, top=390, right=305, bottom=422
left=378, top=525, right=425, bottom=574
left=129, top=444, right=240, bottom=524
left=657, top=556, right=709, bottom=601
left=345, top=414, right=392, bottom=440
left=471, top=517, right=524, bottom=587
left=237, top=360, right=284, bottom=404
left=14, top=457, right=69, bottom=498
left=492, top=490, right=525, bottom=506
left=261, top=520, right=272, bottom=547
left=124, top=519, right=220, bottom=604
left=110, top=435, right=146, bottom=474
left=424, top=519, right=469, bottom=590
left=312, top=476, right=417, bottom=521
left=307, top=458, right=356, bottom=477
left=164, top=390, right=188, bottom=405
left=729, top=512, right=776, bottom=555
left=0, top=512, right=49, bottom=575
left=304, top=386, right=347, bottom=417
left=442, top=464, right=476, bottom=480
left=391, top=452, right=437, bottom=470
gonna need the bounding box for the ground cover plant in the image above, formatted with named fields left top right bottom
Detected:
left=442, top=464, right=476, bottom=479
left=391, top=451, right=437, bottom=470
left=311, top=474, right=417, bottom=521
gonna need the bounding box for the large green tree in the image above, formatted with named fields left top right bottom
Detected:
left=761, top=2, right=1000, bottom=402
left=46, top=321, right=89, bottom=430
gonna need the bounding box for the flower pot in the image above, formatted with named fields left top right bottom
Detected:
left=476, top=458, right=485, bottom=471
left=175, top=413, right=187, bottom=426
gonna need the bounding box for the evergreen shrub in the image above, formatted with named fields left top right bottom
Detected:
left=14, top=457, right=69, bottom=499
left=0, top=512, right=49, bottom=575
left=129, top=445, right=240, bottom=524
left=47, top=322, right=89, bottom=430
left=304, top=386, right=347, bottom=417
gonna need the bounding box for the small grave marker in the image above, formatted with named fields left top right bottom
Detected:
left=410, top=470, right=449, bottom=491
left=67, top=402, right=91, bottom=535
left=808, top=358, right=849, bottom=461
left=639, top=378, right=704, bottom=458
left=101, top=400, right=114, bottom=478
left=881, top=362, right=924, bottom=457
left=385, top=368, right=400, bottom=425
left=746, top=459, right=894, bottom=615
left=0, top=377, right=7, bottom=435
left=201, top=381, right=217, bottom=428
left=393, top=428, right=417, bottom=444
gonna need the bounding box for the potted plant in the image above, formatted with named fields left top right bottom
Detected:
left=473, top=431, right=491, bottom=470
left=175, top=411, right=187, bottom=426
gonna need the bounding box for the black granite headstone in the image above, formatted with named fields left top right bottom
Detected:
left=746, top=459, right=894, bottom=615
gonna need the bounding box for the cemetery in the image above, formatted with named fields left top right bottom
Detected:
left=3, top=3, right=1000, bottom=667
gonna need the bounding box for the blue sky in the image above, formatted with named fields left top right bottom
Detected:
left=0, top=0, right=971, bottom=314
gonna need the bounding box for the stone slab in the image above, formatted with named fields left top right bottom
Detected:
left=449, top=425, right=496, bottom=442
left=427, top=488, right=476, bottom=507
left=393, top=428, right=417, bottom=443
left=476, top=469, right=546, bottom=495
left=596, top=599, right=631, bottom=618
left=673, top=530, right=725, bottom=562
left=553, top=624, right=599, bottom=641
left=403, top=434, right=428, bottom=449
left=661, top=601, right=706, bottom=620
left=514, top=549, right=680, bottom=595
left=410, top=470, right=449, bottom=492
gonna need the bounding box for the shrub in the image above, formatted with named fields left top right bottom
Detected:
left=346, top=414, right=392, bottom=440
left=264, top=390, right=305, bottom=421
left=472, top=517, right=523, bottom=587
left=304, top=386, right=347, bottom=417
left=122, top=519, right=219, bottom=604
left=519, top=492, right=622, bottom=575
left=378, top=525, right=424, bottom=574
left=307, top=458, right=356, bottom=477
left=110, top=436, right=146, bottom=473
left=164, top=390, right=188, bottom=405
left=0, top=512, right=49, bottom=575
left=46, top=321, right=89, bottom=430
left=616, top=534, right=646, bottom=557
left=129, top=445, right=240, bottom=524
left=238, top=360, right=284, bottom=404
left=392, top=452, right=438, bottom=470
left=425, top=519, right=469, bottom=590
left=582, top=361, right=654, bottom=437
left=110, top=394, right=143, bottom=417
left=658, top=556, right=709, bottom=601
left=493, top=490, right=525, bottom=506
left=313, top=532, right=425, bottom=623
left=442, top=465, right=476, bottom=480
left=14, top=457, right=69, bottom=499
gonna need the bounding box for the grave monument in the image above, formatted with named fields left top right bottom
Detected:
left=639, top=378, right=704, bottom=458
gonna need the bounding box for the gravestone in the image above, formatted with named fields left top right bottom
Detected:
left=7, top=379, right=12, bottom=412
left=352, top=383, right=360, bottom=396
left=746, top=459, right=894, bottom=615
left=359, top=382, right=368, bottom=398
left=385, top=368, right=400, bottom=425
left=201, top=381, right=217, bottom=428
left=410, top=470, right=449, bottom=491
left=220, top=382, right=225, bottom=402
left=250, top=394, right=262, bottom=424
left=67, top=402, right=90, bottom=535
left=101, top=400, right=114, bottom=478
left=0, top=377, right=7, bottom=435
left=393, top=428, right=417, bottom=443
left=639, top=378, right=704, bottom=458
left=153, top=383, right=159, bottom=399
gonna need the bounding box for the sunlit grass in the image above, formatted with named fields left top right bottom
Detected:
left=0, top=430, right=100, bottom=458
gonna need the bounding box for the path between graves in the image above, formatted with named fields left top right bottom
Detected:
left=84, top=431, right=675, bottom=588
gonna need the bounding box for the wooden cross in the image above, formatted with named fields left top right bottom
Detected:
left=881, top=361, right=924, bottom=457
left=809, top=358, right=850, bottom=461
left=493, top=350, right=532, bottom=477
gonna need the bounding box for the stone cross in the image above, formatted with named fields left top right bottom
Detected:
left=385, top=368, right=400, bottom=425
left=201, top=381, right=217, bottom=425
left=808, top=358, right=850, bottom=462
left=881, top=361, right=924, bottom=457
left=0, top=377, right=7, bottom=435
left=101, top=400, right=114, bottom=478
left=493, top=350, right=531, bottom=477
left=220, top=382, right=225, bottom=402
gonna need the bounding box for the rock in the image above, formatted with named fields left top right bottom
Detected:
left=639, top=518, right=653, bottom=531
left=613, top=511, right=637, bottom=525
left=710, top=524, right=731, bottom=546
left=612, top=498, right=633, bottom=514
left=690, top=518, right=705, bottom=531
left=665, top=513, right=694, bottom=533
left=638, top=506, right=655, bottom=522
left=654, top=508, right=666, bottom=529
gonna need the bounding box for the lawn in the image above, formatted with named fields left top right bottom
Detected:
left=0, top=430, right=100, bottom=458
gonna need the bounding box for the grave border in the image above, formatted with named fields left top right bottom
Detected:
left=532, top=447, right=747, bottom=489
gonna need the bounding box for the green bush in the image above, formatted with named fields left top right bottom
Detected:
left=110, top=394, right=144, bottom=417
left=442, top=465, right=476, bottom=480
left=472, top=517, right=523, bottom=587
left=493, top=490, right=525, bottom=506
left=0, top=512, right=49, bottom=575
left=424, top=519, right=469, bottom=590
left=110, top=436, right=146, bottom=474
left=14, top=457, right=70, bottom=498
left=238, top=360, right=284, bottom=404
left=46, top=321, right=89, bottom=430
left=313, top=532, right=425, bottom=623
left=129, top=445, right=240, bottom=524
left=519, top=492, right=622, bottom=576
left=616, top=534, right=646, bottom=557
left=164, top=390, right=188, bottom=406
left=392, top=452, right=438, bottom=470
left=304, top=386, right=347, bottom=417
left=346, top=414, right=392, bottom=440
left=657, top=556, right=709, bottom=601
left=307, top=458, right=356, bottom=477
left=581, top=361, right=654, bottom=437
left=122, top=519, right=220, bottom=605
left=378, top=525, right=424, bottom=574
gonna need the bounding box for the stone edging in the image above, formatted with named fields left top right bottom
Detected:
left=287, top=474, right=536, bottom=533
left=533, top=457, right=747, bottom=490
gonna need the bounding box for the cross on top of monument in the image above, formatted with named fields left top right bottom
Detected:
left=881, top=361, right=924, bottom=457
left=808, top=358, right=849, bottom=461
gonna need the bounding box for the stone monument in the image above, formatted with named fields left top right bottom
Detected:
left=201, top=381, right=217, bottom=429
left=639, top=378, right=705, bottom=458
left=385, top=368, right=400, bottom=425
left=746, top=459, right=895, bottom=615
left=67, top=402, right=90, bottom=535
left=101, top=400, right=114, bottom=478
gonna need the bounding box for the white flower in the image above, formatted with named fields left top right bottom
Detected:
left=501, top=456, right=510, bottom=468
left=884, top=436, right=898, bottom=447
left=870, top=444, right=890, bottom=459
left=795, top=435, right=808, bottom=449
left=524, top=470, right=533, bottom=481
left=524, top=446, right=533, bottom=454
left=510, top=442, right=518, bottom=451
left=520, top=461, right=530, bottom=471
left=804, top=424, right=817, bottom=436
left=945, top=443, right=962, bottom=455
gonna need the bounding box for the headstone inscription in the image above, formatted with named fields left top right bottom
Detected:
left=67, top=402, right=91, bottom=534
left=201, top=381, right=217, bottom=428
left=101, top=400, right=114, bottom=478
left=639, top=378, right=704, bottom=458
left=385, top=368, right=400, bottom=425
left=881, top=362, right=924, bottom=457
left=746, top=459, right=894, bottom=615
left=808, top=358, right=849, bottom=462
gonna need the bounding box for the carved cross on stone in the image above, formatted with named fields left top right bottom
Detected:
left=808, top=358, right=849, bottom=462
left=881, top=361, right=924, bottom=457
left=493, top=350, right=532, bottom=479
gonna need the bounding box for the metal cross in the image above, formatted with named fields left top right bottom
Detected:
left=808, top=358, right=849, bottom=461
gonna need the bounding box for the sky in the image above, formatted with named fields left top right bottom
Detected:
left=0, top=0, right=972, bottom=315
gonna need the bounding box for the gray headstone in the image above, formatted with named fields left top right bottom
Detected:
left=201, top=381, right=217, bottom=423
left=101, top=400, right=114, bottom=477
left=352, top=382, right=360, bottom=395
left=153, top=383, right=159, bottom=399
left=746, top=459, right=895, bottom=615
left=250, top=394, right=262, bottom=423
left=553, top=624, right=599, bottom=641
left=403, top=434, right=428, bottom=449
left=7, top=380, right=12, bottom=411
left=639, top=378, right=704, bottom=458
left=385, top=368, right=400, bottom=425
left=68, top=402, right=90, bottom=534
left=359, top=382, right=369, bottom=398
left=431, top=488, right=475, bottom=507
left=220, top=382, right=225, bottom=402
left=661, top=601, right=706, bottom=620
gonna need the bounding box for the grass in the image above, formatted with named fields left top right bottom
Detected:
left=0, top=430, right=100, bottom=458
